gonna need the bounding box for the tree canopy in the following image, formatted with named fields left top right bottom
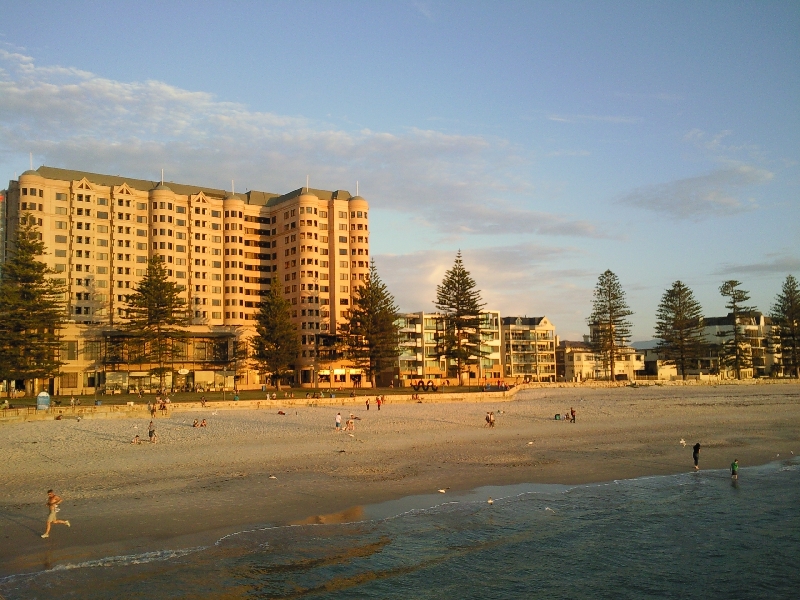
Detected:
left=718, top=280, right=756, bottom=380
left=122, top=256, right=188, bottom=388
left=340, top=260, right=400, bottom=387
left=654, top=281, right=705, bottom=380
left=0, top=216, right=66, bottom=392
left=588, top=269, right=633, bottom=380
left=769, top=274, right=800, bottom=378
left=435, top=251, right=486, bottom=385
left=251, top=277, right=300, bottom=388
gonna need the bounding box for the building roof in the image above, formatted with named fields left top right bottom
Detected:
left=501, top=316, right=546, bottom=326
left=27, top=166, right=353, bottom=208
left=559, top=340, right=592, bottom=349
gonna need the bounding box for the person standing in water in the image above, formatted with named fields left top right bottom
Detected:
left=693, top=443, right=701, bottom=470
left=731, top=459, right=739, bottom=480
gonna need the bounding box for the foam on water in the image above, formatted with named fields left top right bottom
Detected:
left=3, top=460, right=799, bottom=599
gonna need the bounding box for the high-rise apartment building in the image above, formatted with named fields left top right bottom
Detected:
left=3, top=166, right=370, bottom=391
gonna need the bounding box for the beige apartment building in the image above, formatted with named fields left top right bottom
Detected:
left=393, top=310, right=502, bottom=386
left=3, top=166, right=370, bottom=393
left=500, top=316, right=556, bottom=383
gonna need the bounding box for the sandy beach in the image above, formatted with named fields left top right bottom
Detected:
left=2, top=383, right=799, bottom=578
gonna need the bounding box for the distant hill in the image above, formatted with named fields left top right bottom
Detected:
left=631, top=340, right=658, bottom=350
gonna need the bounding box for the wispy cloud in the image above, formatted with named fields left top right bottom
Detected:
left=683, top=128, right=766, bottom=162
left=617, top=165, right=773, bottom=219
left=715, top=254, right=800, bottom=276
left=376, top=243, right=596, bottom=338
left=546, top=149, right=591, bottom=157
left=412, top=1, right=434, bottom=20
left=0, top=49, right=607, bottom=239
left=615, top=91, right=681, bottom=102
left=547, top=113, right=642, bottom=124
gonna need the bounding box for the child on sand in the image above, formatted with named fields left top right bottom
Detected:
left=731, top=459, right=739, bottom=480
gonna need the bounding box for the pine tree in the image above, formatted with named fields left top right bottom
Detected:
left=654, top=281, right=705, bottom=380
left=251, top=277, right=300, bottom=389
left=588, top=270, right=633, bottom=380
left=340, top=260, right=400, bottom=387
left=0, top=216, right=66, bottom=394
left=122, top=256, right=188, bottom=390
left=718, top=280, right=756, bottom=380
left=435, top=251, right=486, bottom=385
left=769, top=274, right=800, bottom=378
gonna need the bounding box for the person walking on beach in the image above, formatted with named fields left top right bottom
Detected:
left=376, top=396, right=381, bottom=411
left=148, top=421, right=157, bottom=443
left=731, top=459, right=739, bottom=480
left=335, top=412, right=342, bottom=432
left=693, top=443, right=701, bottom=470
left=366, top=397, right=370, bottom=411
left=41, top=490, right=70, bottom=538
left=570, top=407, right=576, bottom=423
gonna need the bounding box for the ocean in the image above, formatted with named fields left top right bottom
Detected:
left=2, top=459, right=798, bottom=599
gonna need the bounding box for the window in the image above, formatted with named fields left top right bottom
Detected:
left=97, top=239, right=108, bottom=247
left=55, top=206, right=67, bottom=215
left=176, top=205, right=186, bottom=214
left=339, top=224, right=348, bottom=231
left=61, top=341, right=78, bottom=361
left=97, top=211, right=109, bottom=219
left=211, top=210, right=221, bottom=218
left=97, top=225, right=109, bottom=233
left=340, top=286, right=349, bottom=293
left=339, top=249, right=347, bottom=255
left=97, top=197, right=108, bottom=206
left=55, top=193, right=67, bottom=201
left=55, top=221, right=67, bottom=229
left=320, top=211, right=327, bottom=218
left=61, top=372, right=78, bottom=388
left=338, top=211, right=347, bottom=219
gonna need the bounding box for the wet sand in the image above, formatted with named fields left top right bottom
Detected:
left=2, top=383, right=799, bottom=577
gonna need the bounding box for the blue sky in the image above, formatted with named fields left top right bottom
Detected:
left=1, top=1, right=798, bottom=340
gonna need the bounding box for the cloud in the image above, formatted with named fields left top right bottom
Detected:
left=617, top=165, right=773, bottom=219
left=547, top=113, right=642, bottom=124
left=412, top=1, right=434, bottom=20
left=546, top=149, right=591, bottom=157
left=0, top=49, right=607, bottom=239
left=683, top=128, right=766, bottom=162
left=375, top=243, right=596, bottom=338
left=715, top=254, right=800, bottom=276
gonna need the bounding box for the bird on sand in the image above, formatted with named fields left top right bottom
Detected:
left=487, top=498, right=494, bottom=505
left=680, top=439, right=686, bottom=447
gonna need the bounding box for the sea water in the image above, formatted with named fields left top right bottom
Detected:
left=2, top=459, right=798, bottom=599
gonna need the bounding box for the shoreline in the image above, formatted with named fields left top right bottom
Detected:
left=2, top=384, right=799, bottom=578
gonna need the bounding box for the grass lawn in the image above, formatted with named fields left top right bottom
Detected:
left=3, top=384, right=502, bottom=407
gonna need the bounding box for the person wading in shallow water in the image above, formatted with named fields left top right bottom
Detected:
left=693, top=443, right=701, bottom=471
left=41, top=490, right=70, bottom=538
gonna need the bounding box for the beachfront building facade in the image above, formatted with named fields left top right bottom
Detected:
left=391, top=310, right=503, bottom=386
left=500, top=316, right=557, bottom=383
left=701, top=313, right=779, bottom=378
left=556, top=336, right=645, bottom=382
left=3, top=166, right=371, bottom=394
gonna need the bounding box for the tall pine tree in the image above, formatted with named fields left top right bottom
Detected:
left=435, top=251, right=486, bottom=385
left=588, top=270, right=633, bottom=380
left=718, top=280, right=756, bottom=380
left=769, top=274, right=800, bottom=378
left=251, top=277, right=300, bottom=389
left=654, top=281, right=705, bottom=380
left=340, top=260, right=400, bottom=387
left=122, top=256, right=188, bottom=390
left=0, top=215, right=65, bottom=395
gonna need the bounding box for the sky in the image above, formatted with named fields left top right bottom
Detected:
left=1, top=1, right=798, bottom=341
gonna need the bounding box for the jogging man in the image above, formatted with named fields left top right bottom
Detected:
left=41, top=490, right=70, bottom=538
